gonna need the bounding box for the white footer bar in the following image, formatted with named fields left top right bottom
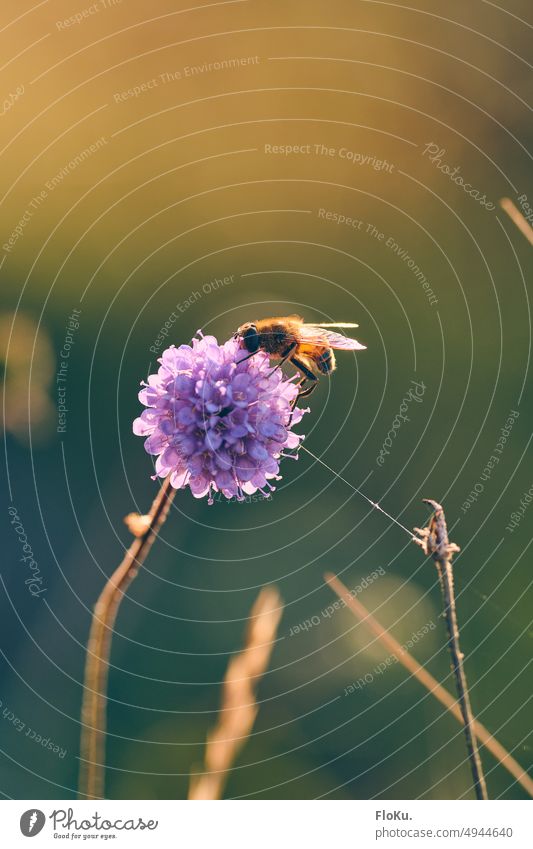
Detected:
left=1, top=799, right=530, bottom=848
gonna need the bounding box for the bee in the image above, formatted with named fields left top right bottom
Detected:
left=235, top=314, right=366, bottom=398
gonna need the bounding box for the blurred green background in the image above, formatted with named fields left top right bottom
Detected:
left=1, top=0, right=532, bottom=800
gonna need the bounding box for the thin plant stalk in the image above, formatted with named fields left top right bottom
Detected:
left=79, top=476, right=176, bottom=799
left=189, top=586, right=283, bottom=800
left=414, top=500, right=487, bottom=799
left=436, top=548, right=489, bottom=798
left=325, top=571, right=532, bottom=798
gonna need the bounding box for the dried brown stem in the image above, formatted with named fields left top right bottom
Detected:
left=325, top=572, right=533, bottom=798
left=413, top=499, right=487, bottom=799
left=500, top=198, right=533, bottom=246
left=78, top=476, right=176, bottom=800
left=189, top=586, right=283, bottom=800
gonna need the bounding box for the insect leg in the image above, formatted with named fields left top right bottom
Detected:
left=290, top=354, right=318, bottom=383
left=268, top=341, right=298, bottom=376
left=287, top=379, right=306, bottom=427
left=297, top=381, right=318, bottom=399
left=237, top=350, right=257, bottom=363
left=286, top=374, right=317, bottom=426
left=290, top=354, right=318, bottom=401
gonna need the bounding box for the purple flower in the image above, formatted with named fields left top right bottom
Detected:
left=133, top=332, right=308, bottom=503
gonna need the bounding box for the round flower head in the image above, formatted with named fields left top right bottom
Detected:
left=133, top=332, right=308, bottom=503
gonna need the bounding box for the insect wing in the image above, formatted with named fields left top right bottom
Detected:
left=297, top=324, right=330, bottom=345
left=299, top=324, right=366, bottom=350
left=312, top=322, right=359, bottom=328
left=321, top=329, right=366, bottom=350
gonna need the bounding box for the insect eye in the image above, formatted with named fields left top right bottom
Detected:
left=242, top=325, right=259, bottom=352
